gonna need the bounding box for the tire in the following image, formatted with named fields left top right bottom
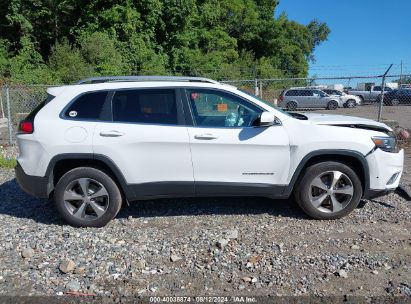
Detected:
left=390, top=98, right=400, bottom=106
left=54, top=167, right=123, bottom=227
left=327, top=100, right=338, bottom=110
left=286, top=101, right=297, bottom=111
left=345, top=99, right=356, bottom=108
left=294, top=161, right=363, bottom=220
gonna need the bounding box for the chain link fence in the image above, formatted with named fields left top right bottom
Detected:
left=0, top=73, right=410, bottom=145
left=222, top=74, right=411, bottom=131
left=0, top=85, right=52, bottom=145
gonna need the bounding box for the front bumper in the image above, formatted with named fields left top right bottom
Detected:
left=15, top=162, right=52, bottom=199
left=365, top=148, right=404, bottom=194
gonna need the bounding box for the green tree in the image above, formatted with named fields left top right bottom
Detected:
left=0, top=40, right=9, bottom=78
left=79, top=32, right=124, bottom=76
left=0, top=0, right=330, bottom=83
left=8, top=36, right=53, bottom=84
left=48, top=39, right=93, bottom=83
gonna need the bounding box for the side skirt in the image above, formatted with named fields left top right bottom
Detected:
left=126, top=181, right=289, bottom=201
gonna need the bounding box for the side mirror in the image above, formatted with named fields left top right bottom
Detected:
left=259, top=111, right=276, bottom=127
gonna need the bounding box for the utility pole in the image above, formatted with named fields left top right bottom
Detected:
left=399, top=60, right=403, bottom=85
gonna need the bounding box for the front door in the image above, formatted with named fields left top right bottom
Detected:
left=184, top=88, right=290, bottom=196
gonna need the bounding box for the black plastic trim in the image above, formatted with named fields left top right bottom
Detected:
left=283, top=149, right=370, bottom=197
left=45, top=153, right=134, bottom=199
left=195, top=182, right=287, bottom=198
left=15, top=163, right=52, bottom=199
left=128, top=182, right=195, bottom=200
left=363, top=188, right=395, bottom=199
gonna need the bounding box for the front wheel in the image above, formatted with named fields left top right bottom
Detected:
left=294, top=162, right=363, bottom=220
left=345, top=99, right=356, bottom=108
left=54, top=167, right=123, bottom=227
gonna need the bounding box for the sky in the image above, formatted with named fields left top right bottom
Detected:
left=275, top=0, right=410, bottom=79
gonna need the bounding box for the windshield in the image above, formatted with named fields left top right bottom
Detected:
left=240, top=90, right=292, bottom=117
left=325, top=90, right=342, bottom=96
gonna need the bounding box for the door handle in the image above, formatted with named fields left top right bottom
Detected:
left=194, top=133, right=218, bottom=140
left=99, top=130, right=125, bottom=137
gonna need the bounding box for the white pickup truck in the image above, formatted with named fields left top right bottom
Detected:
left=347, top=85, right=394, bottom=103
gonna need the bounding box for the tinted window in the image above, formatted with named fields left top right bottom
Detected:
left=187, top=89, right=262, bottom=127
left=112, top=89, right=177, bottom=125
left=312, top=90, right=325, bottom=97
left=285, top=90, right=296, bottom=96
left=65, top=91, right=108, bottom=120
left=373, top=86, right=381, bottom=91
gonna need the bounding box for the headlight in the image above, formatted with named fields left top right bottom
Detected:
left=371, top=136, right=397, bottom=152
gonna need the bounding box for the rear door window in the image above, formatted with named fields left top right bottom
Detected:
left=112, top=89, right=178, bottom=125
left=65, top=91, right=108, bottom=120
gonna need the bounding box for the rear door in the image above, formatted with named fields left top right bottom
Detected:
left=93, top=88, right=194, bottom=199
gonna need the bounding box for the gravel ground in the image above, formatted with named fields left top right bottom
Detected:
left=0, top=152, right=410, bottom=300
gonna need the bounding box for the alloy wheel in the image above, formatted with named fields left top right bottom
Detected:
left=63, top=178, right=109, bottom=220
left=308, top=170, right=354, bottom=213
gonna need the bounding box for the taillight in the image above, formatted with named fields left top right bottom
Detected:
left=279, top=95, right=284, bottom=102
left=19, top=121, right=34, bottom=134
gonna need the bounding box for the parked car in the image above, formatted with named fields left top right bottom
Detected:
left=279, top=88, right=343, bottom=110
left=347, top=85, right=394, bottom=103
left=322, top=89, right=361, bottom=108
left=381, top=88, right=411, bottom=105
left=15, top=76, right=404, bottom=227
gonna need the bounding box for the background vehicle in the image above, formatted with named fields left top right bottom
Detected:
left=347, top=84, right=395, bottom=103
left=279, top=88, right=343, bottom=110
left=15, top=76, right=404, bottom=227
left=381, top=88, right=411, bottom=105
left=322, top=89, right=361, bottom=108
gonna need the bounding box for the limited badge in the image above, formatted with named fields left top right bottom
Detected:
left=69, top=111, right=77, bottom=117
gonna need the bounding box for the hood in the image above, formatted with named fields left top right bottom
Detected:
left=299, top=113, right=392, bottom=132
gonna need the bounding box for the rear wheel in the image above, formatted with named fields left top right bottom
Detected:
left=54, top=167, right=123, bottom=227
left=294, top=162, right=362, bottom=220
left=390, top=98, right=400, bottom=106
left=327, top=100, right=338, bottom=110
left=286, top=101, right=297, bottom=111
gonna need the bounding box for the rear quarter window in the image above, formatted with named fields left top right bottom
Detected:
left=64, top=91, right=108, bottom=120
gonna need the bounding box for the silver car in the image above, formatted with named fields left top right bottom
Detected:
left=279, top=88, right=343, bottom=110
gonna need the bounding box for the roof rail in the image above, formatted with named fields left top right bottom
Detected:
left=76, top=76, right=220, bottom=85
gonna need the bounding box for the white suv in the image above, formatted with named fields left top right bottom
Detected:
left=15, top=76, right=404, bottom=227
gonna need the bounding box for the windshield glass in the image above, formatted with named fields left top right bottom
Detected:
left=240, top=90, right=291, bottom=117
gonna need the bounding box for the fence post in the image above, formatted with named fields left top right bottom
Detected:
left=377, top=64, right=393, bottom=122
left=5, top=85, right=13, bottom=145
left=254, top=79, right=259, bottom=96
left=0, top=86, right=4, bottom=119
left=259, top=80, right=263, bottom=98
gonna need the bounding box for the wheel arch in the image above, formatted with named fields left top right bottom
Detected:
left=46, top=153, right=132, bottom=200
left=284, top=150, right=369, bottom=197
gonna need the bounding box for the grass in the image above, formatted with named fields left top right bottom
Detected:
left=0, top=156, right=16, bottom=169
